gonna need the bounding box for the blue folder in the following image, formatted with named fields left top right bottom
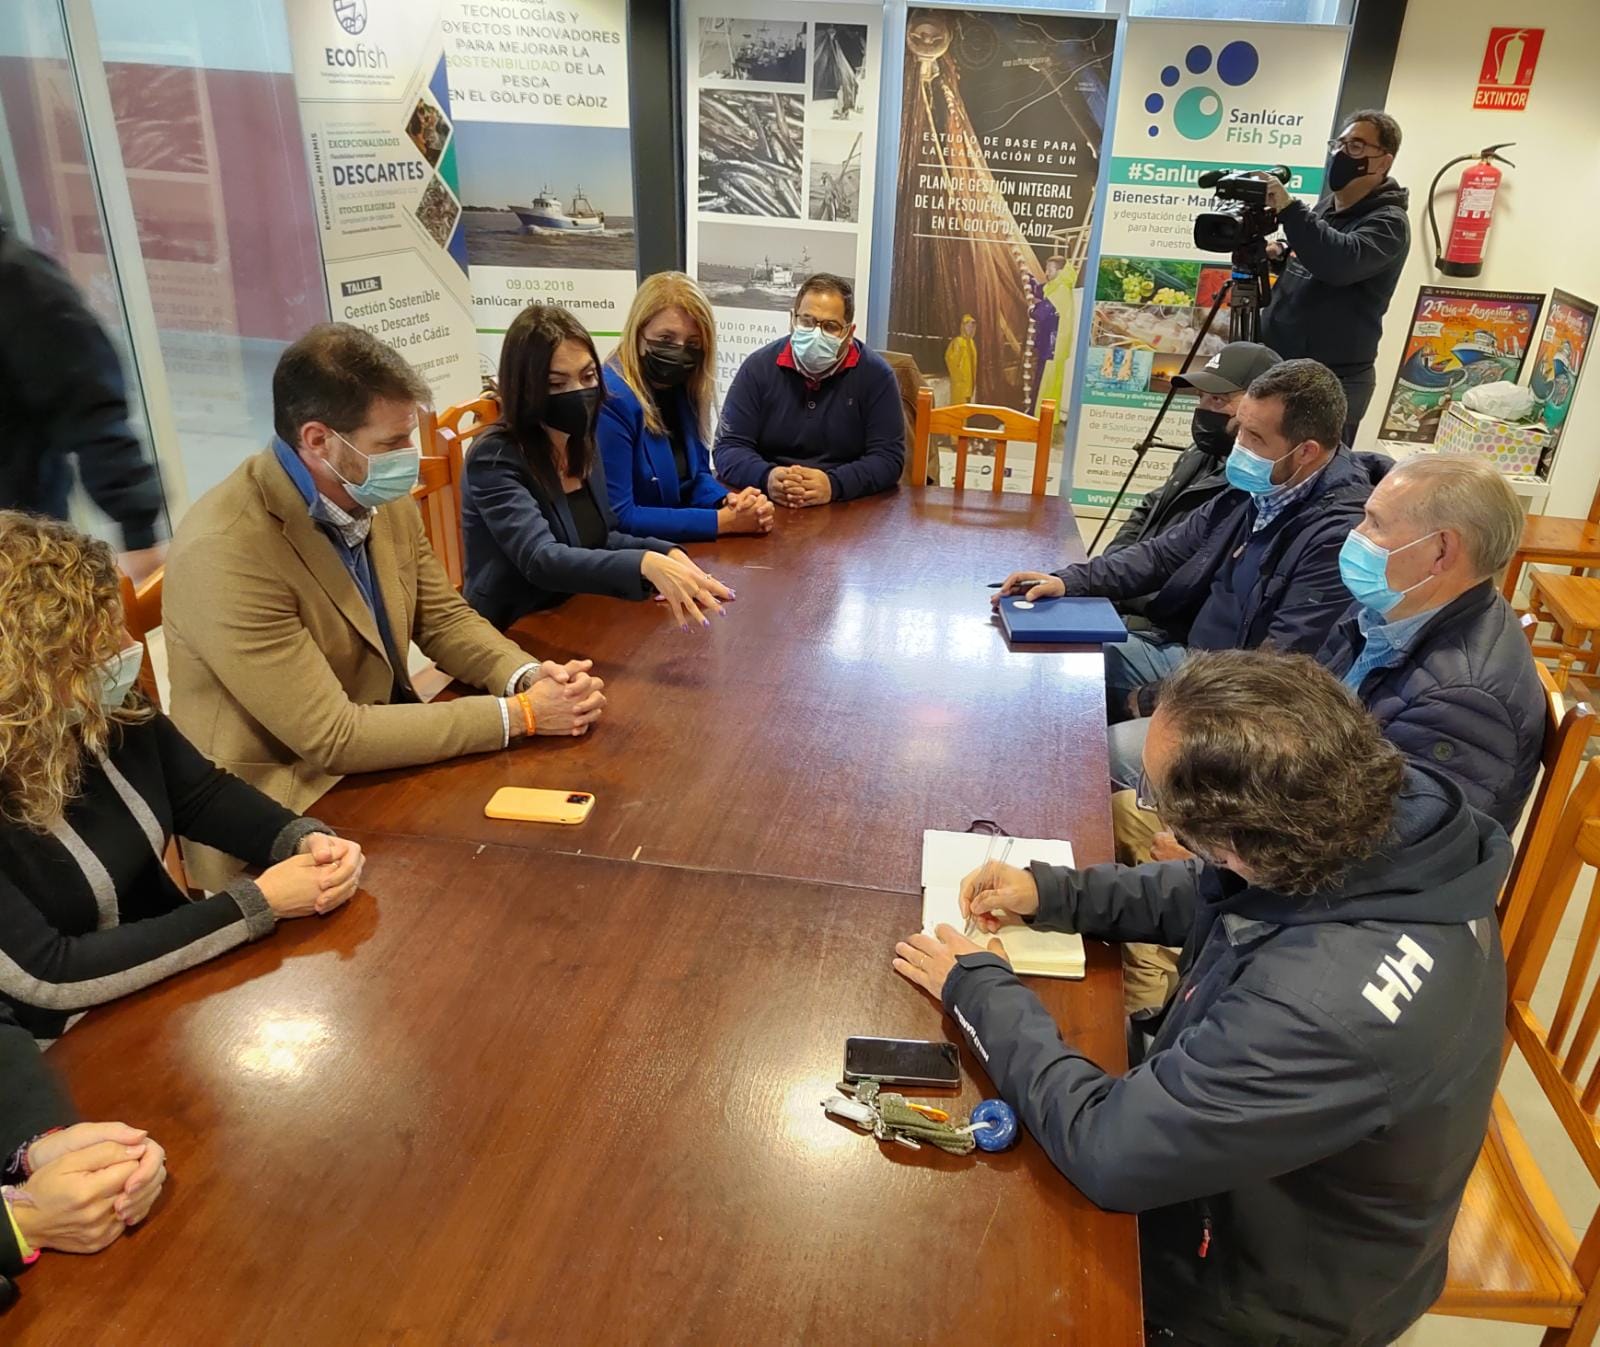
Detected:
left=998, top=595, right=1128, bottom=645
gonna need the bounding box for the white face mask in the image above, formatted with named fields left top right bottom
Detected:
left=99, top=644, right=145, bottom=708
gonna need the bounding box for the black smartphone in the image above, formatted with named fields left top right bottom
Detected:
left=843, top=1036, right=960, bottom=1089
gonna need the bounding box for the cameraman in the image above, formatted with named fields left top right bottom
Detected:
left=1259, top=111, right=1409, bottom=445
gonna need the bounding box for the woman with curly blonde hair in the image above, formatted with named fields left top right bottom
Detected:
left=0, top=512, right=365, bottom=1042
left=596, top=271, right=773, bottom=542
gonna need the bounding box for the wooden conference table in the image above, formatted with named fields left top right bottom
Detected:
left=21, top=489, right=1141, bottom=1345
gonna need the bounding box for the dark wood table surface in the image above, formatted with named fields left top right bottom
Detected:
left=21, top=488, right=1141, bottom=1344
left=315, top=489, right=1114, bottom=895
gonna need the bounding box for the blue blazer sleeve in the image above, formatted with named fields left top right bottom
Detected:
left=596, top=377, right=721, bottom=544
left=822, top=358, right=906, bottom=501
left=464, top=439, right=654, bottom=601
left=711, top=357, right=773, bottom=492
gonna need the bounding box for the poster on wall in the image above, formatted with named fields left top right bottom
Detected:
left=1376, top=287, right=1543, bottom=444
left=1071, top=19, right=1348, bottom=515
left=283, top=0, right=479, bottom=405
left=442, top=0, right=637, bottom=376
left=887, top=8, right=1114, bottom=438
left=683, top=2, right=883, bottom=399
left=1530, top=288, right=1597, bottom=476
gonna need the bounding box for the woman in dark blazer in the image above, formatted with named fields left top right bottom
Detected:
left=597, top=272, right=772, bottom=543
left=462, top=303, right=734, bottom=631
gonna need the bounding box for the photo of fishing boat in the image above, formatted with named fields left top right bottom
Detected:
left=696, top=221, right=854, bottom=313
left=698, top=19, right=807, bottom=85
left=512, top=187, right=605, bottom=233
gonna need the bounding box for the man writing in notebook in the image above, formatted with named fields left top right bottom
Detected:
left=892, top=650, right=1504, bottom=1347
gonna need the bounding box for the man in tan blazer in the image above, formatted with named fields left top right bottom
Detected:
left=166, top=323, right=605, bottom=888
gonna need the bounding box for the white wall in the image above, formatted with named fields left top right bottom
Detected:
left=1360, top=0, right=1600, bottom=515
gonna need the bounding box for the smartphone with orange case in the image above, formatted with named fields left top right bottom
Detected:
left=484, top=787, right=596, bottom=825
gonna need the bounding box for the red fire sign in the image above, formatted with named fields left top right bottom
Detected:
left=1474, top=27, right=1544, bottom=111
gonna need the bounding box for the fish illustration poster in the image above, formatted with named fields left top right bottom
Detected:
left=442, top=0, right=638, bottom=372
left=1378, top=286, right=1545, bottom=444
left=684, top=1, right=883, bottom=398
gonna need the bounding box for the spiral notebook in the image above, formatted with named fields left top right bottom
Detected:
left=920, top=831, right=1085, bottom=980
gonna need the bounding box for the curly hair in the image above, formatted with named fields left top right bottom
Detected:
left=0, top=512, right=153, bottom=831
left=1152, top=649, right=1405, bottom=896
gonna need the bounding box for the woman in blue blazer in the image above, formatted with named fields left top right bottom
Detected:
left=462, top=303, right=733, bottom=631
left=598, top=272, right=773, bottom=543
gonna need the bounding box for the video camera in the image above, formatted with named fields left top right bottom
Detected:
left=1193, top=166, right=1289, bottom=253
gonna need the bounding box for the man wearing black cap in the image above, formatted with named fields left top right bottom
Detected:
left=1107, top=343, right=1282, bottom=632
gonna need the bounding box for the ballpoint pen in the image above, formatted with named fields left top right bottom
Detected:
left=965, top=834, right=1014, bottom=940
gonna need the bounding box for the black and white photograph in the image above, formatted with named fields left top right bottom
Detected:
left=808, top=129, right=862, bottom=223
left=811, top=22, right=868, bottom=123
left=699, top=90, right=804, bottom=218
left=697, top=220, right=855, bottom=313
left=697, top=18, right=807, bottom=84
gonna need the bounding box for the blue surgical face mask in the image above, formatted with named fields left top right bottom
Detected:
left=790, top=323, right=843, bottom=376
left=1338, top=529, right=1440, bottom=615
left=1224, top=443, right=1280, bottom=496
left=328, top=428, right=420, bottom=509
left=99, top=644, right=144, bottom=709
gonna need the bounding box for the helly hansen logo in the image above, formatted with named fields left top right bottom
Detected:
left=953, top=1005, right=989, bottom=1062
left=1362, top=934, right=1435, bottom=1024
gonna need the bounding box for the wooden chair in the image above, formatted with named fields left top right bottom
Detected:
left=117, top=566, right=190, bottom=892
left=117, top=567, right=165, bottom=710
left=880, top=350, right=935, bottom=486
left=1528, top=572, right=1600, bottom=692
left=413, top=392, right=498, bottom=591
left=1497, top=650, right=1596, bottom=955
left=1436, top=759, right=1600, bottom=1342
left=1502, top=478, right=1600, bottom=604
left=910, top=388, right=1056, bottom=497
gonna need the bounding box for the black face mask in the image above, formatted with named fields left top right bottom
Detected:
left=544, top=386, right=602, bottom=440
left=1191, top=406, right=1236, bottom=458
left=1326, top=148, right=1376, bottom=192
left=642, top=340, right=701, bottom=388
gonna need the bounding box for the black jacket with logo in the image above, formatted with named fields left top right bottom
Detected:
left=943, top=767, right=1507, bottom=1346
left=1260, top=178, right=1411, bottom=376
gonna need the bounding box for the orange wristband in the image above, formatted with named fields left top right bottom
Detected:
left=516, top=691, right=535, bottom=737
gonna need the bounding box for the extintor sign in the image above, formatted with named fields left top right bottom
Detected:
left=1473, top=27, right=1544, bottom=111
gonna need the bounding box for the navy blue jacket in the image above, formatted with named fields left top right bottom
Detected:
left=1057, top=448, right=1389, bottom=658
left=596, top=365, right=728, bottom=543
left=462, top=425, right=676, bottom=628
left=712, top=337, right=905, bottom=500
left=1320, top=582, right=1545, bottom=833
left=946, top=767, right=1507, bottom=1346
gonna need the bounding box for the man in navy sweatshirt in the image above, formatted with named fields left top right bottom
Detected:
left=712, top=273, right=905, bottom=508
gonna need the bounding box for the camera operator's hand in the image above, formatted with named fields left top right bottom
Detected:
left=1251, top=173, right=1291, bottom=213
left=1266, top=239, right=1288, bottom=262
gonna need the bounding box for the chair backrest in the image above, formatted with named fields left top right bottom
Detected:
left=879, top=350, right=931, bottom=485
left=1499, top=760, right=1600, bottom=1251
left=117, top=567, right=165, bottom=710
left=1499, top=622, right=1598, bottom=949
left=910, top=388, right=1056, bottom=497
left=424, top=391, right=501, bottom=455
left=414, top=393, right=500, bottom=591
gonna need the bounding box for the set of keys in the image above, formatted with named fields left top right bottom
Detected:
left=821, top=1080, right=1019, bottom=1155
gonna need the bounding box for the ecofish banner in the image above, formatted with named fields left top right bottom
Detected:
left=284, top=0, right=479, bottom=405
left=888, top=9, right=1115, bottom=427
left=442, top=0, right=638, bottom=374
left=683, top=0, right=884, bottom=399
left=1071, top=19, right=1348, bottom=515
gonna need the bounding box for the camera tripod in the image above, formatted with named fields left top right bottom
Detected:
left=1086, top=237, right=1272, bottom=552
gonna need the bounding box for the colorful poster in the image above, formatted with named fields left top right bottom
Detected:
left=684, top=2, right=882, bottom=398
left=284, top=0, right=479, bottom=405
left=1377, top=287, right=1543, bottom=444
left=1071, top=19, right=1347, bottom=514
left=442, top=0, right=636, bottom=374
left=888, top=9, right=1114, bottom=424
left=1530, top=288, right=1597, bottom=477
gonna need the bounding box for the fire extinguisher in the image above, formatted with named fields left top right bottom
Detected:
left=1427, top=143, right=1515, bottom=278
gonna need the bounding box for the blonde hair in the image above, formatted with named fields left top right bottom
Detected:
left=0, top=512, right=152, bottom=831
left=613, top=271, right=717, bottom=439
left=1387, top=454, right=1525, bottom=577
